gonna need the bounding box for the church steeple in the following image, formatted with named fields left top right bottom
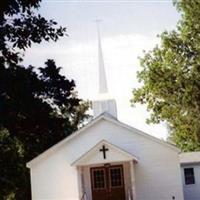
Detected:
left=92, top=20, right=117, bottom=118
left=96, top=20, right=108, bottom=94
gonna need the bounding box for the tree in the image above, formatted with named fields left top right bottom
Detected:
left=0, top=60, right=89, bottom=199
left=0, top=1, right=90, bottom=199
left=131, top=0, right=200, bottom=152
left=0, top=0, right=66, bottom=65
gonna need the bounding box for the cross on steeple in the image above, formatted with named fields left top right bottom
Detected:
left=99, top=145, right=109, bottom=159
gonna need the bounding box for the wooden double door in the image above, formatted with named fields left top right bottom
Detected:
left=90, top=164, right=125, bottom=200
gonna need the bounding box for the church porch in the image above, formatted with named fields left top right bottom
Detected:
left=72, top=140, right=138, bottom=200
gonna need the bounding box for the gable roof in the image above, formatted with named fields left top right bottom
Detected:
left=71, top=140, right=138, bottom=166
left=179, top=151, right=200, bottom=164
left=27, top=113, right=179, bottom=168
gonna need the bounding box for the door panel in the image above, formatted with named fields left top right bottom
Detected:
left=91, top=167, right=107, bottom=200
left=109, top=166, right=125, bottom=200
left=91, top=165, right=125, bottom=200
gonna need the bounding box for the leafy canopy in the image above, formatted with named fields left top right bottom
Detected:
left=0, top=0, right=66, bottom=65
left=132, top=0, right=200, bottom=151
left=0, top=1, right=89, bottom=199
left=0, top=60, right=90, bottom=199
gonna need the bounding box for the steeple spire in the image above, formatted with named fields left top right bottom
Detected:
left=92, top=20, right=117, bottom=119
left=96, top=19, right=108, bottom=94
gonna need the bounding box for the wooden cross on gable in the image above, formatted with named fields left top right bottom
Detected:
left=99, top=145, right=109, bottom=159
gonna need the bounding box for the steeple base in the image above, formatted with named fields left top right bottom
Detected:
left=92, top=98, right=117, bottom=118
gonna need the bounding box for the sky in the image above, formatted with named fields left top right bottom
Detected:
left=23, top=0, right=180, bottom=139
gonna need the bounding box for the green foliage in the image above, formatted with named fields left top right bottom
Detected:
left=0, top=0, right=66, bottom=65
left=132, top=0, right=200, bottom=151
left=0, top=60, right=90, bottom=199
left=0, top=1, right=89, bottom=199
left=0, top=128, right=26, bottom=200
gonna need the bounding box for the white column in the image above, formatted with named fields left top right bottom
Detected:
left=130, top=160, right=137, bottom=200
left=77, top=166, right=85, bottom=200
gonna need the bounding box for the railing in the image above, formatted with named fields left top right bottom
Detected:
left=81, top=189, right=133, bottom=200
left=128, top=187, right=133, bottom=200
left=80, top=192, right=87, bottom=200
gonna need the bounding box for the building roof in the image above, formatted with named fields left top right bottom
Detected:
left=179, top=151, right=200, bottom=164
left=27, top=112, right=179, bottom=168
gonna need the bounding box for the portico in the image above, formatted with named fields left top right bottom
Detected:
left=72, top=140, right=138, bottom=200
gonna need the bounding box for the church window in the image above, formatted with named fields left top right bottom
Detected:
left=184, top=168, right=195, bottom=185
left=92, top=169, right=106, bottom=189
left=109, top=167, right=123, bottom=187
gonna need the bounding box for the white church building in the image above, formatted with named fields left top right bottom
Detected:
left=27, top=28, right=195, bottom=200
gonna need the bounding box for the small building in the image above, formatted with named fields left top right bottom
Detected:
left=27, top=28, right=184, bottom=200
left=180, top=152, right=200, bottom=200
